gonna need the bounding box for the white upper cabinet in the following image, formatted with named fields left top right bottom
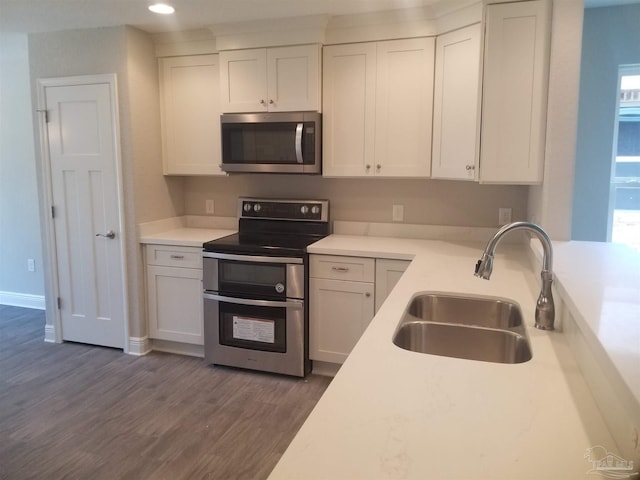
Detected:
left=159, top=54, right=224, bottom=175
left=374, top=39, right=434, bottom=177
left=479, top=0, right=551, bottom=184
left=431, top=24, right=482, bottom=181
left=322, top=42, right=377, bottom=177
left=323, top=38, right=435, bottom=178
left=220, top=44, right=321, bottom=113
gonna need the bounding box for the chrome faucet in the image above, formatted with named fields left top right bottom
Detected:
left=475, top=222, right=555, bottom=330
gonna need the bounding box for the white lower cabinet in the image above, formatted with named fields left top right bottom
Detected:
left=145, top=245, right=204, bottom=345
left=309, top=255, right=375, bottom=364
left=309, top=255, right=410, bottom=365
left=375, top=259, right=411, bottom=312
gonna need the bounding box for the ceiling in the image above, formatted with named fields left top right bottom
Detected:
left=1, top=0, right=637, bottom=35
left=0, top=0, right=439, bottom=34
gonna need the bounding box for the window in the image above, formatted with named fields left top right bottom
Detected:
left=609, top=66, right=640, bottom=252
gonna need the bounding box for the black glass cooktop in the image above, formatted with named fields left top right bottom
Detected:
left=203, top=199, right=330, bottom=257
left=203, top=232, right=326, bottom=257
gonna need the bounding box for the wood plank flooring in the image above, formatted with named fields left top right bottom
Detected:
left=0, top=305, right=332, bottom=480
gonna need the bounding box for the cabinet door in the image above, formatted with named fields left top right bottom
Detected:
left=480, top=0, right=551, bottom=184
left=147, top=265, right=204, bottom=345
left=322, top=43, right=377, bottom=177
left=159, top=55, right=224, bottom=175
left=267, top=45, right=320, bottom=112
left=431, top=24, right=482, bottom=181
left=374, top=259, right=410, bottom=312
left=375, top=38, right=435, bottom=178
left=220, top=48, right=268, bottom=113
left=309, top=278, right=375, bottom=364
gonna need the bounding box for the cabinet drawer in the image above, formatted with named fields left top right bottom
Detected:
left=146, top=245, right=202, bottom=269
left=310, top=255, right=375, bottom=282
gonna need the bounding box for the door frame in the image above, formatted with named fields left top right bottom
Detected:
left=36, top=73, right=130, bottom=352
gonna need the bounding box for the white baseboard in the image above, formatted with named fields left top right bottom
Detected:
left=44, top=324, right=57, bottom=343
left=128, top=336, right=152, bottom=356
left=151, top=339, right=204, bottom=358
left=0, top=291, right=46, bottom=310
left=312, top=360, right=341, bottom=377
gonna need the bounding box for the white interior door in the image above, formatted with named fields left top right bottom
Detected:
left=44, top=79, right=125, bottom=348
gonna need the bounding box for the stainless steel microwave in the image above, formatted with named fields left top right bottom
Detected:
left=220, top=112, right=321, bottom=174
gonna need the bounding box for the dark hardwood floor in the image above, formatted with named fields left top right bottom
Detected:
left=0, top=305, right=332, bottom=480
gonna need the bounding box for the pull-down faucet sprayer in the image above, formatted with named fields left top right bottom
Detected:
left=475, top=222, right=555, bottom=331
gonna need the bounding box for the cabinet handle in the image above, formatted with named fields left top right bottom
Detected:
left=465, top=165, right=475, bottom=171
left=170, top=255, right=185, bottom=260
left=331, top=266, right=350, bottom=272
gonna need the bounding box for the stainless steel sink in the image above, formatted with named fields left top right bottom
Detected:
left=392, top=293, right=532, bottom=364
left=405, top=293, right=523, bottom=329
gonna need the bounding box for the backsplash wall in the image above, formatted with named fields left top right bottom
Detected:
left=184, top=176, right=527, bottom=227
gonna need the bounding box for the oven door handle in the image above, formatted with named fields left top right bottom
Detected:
left=203, top=293, right=303, bottom=310
left=202, top=252, right=303, bottom=264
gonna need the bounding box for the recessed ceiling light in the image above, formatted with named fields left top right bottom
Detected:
left=148, top=3, right=175, bottom=14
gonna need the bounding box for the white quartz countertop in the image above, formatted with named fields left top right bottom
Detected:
left=269, top=235, right=629, bottom=479
left=138, top=227, right=236, bottom=247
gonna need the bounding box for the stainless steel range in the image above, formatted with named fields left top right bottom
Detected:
left=202, top=198, right=329, bottom=377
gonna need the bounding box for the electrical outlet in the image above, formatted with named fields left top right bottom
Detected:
left=27, top=258, right=35, bottom=272
left=498, top=207, right=512, bottom=225
left=392, top=204, right=404, bottom=222
left=205, top=199, right=215, bottom=215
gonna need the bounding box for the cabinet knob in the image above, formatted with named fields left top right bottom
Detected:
left=260, top=99, right=266, bottom=105
left=376, top=164, right=381, bottom=171
left=269, top=99, right=274, bottom=105
left=365, top=292, right=371, bottom=298
left=465, top=165, right=475, bottom=171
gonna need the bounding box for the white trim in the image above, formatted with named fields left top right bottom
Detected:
left=36, top=74, right=130, bottom=351
left=44, top=324, right=57, bottom=343
left=0, top=291, right=46, bottom=310
left=128, top=336, right=152, bottom=356
left=312, top=360, right=341, bottom=377
left=150, top=339, right=204, bottom=358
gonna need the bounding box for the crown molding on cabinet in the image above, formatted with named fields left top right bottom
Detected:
left=152, top=2, right=483, bottom=56
left=211, top=15, right=329, bottom=51
left=153, top=28, right=217, bottom=57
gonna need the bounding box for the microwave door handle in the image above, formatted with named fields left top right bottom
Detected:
left=295, top=123, right=304, bottom=164
left=203, top=293, right=303, bottom=310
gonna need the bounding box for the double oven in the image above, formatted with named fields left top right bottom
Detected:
left=202, top=198, right=329, bottom=377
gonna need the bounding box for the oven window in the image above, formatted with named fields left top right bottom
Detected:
left=219, top=260, right=285, bottom=299
left=219, top=302, right=286, bottom=353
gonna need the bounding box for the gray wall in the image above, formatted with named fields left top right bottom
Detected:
left=0, top=33, right=45, bottom=304
left=572, top=4, right=640, bottom=241
left=27, top=26, right=182, bottom=337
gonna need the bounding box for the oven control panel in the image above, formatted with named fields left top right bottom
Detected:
left=238, top=198, right=329, bottom=222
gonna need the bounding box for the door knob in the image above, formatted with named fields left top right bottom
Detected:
left=96, top=230, right=115, bottom=239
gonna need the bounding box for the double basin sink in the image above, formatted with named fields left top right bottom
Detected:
left=392, top=293, right=532, bottom=364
